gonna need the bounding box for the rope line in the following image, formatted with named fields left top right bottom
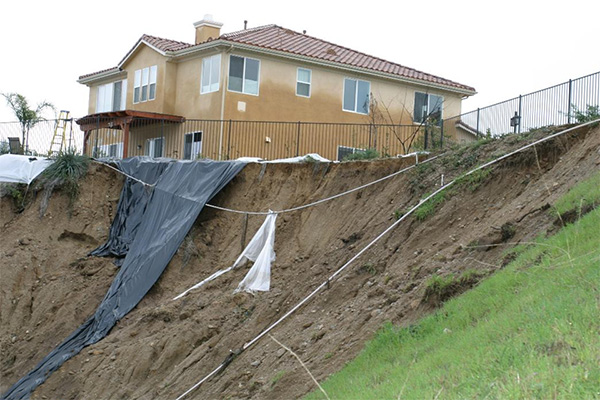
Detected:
left=94, top=154, right=439, bottom=215
left=173, top=119, right=598, bottom=399
left=92, top=160, right=156, bottom=187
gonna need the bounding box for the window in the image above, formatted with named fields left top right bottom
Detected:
left=201, top=55, right=221, bottom=94
left=228, top=55, right=260, bottom=95
left=296, top=68, right=311, bottom=97
left=337, top=145, right=366, bottom=161
left=184, top=131, right=203, bottom=160
left=96, top=80, right=127, bottom=113
left=145, top=137, right=163, bottom=158
left=414, top=92, right=443, bottom=124
left=343, top=78, right=370, bottom=114
left=134, top=65, right=157, bottom=103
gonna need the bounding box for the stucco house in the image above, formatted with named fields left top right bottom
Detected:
left=77, top=15, right=476, bottom=160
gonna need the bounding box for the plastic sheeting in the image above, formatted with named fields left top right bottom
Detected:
left=174, top=211, right=277, bottom=299
left=2, top=158, right=246, bottom=400
left=235, top=212, right=277, bottom=292
left=90, top=157, right=170, bottom=259
left=0, top=154, right=54, bottom=184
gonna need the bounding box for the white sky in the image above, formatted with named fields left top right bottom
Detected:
left=1, top=0, right=598, bottom=122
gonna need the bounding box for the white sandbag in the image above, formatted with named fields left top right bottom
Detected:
left=0, top=154, right=54, bottom=184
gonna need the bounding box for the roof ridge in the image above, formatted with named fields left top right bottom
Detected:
left=220, top=24, right=278, bottom=39
left=251, top=26, right=467, bottom=88
left=141, top=33, right=193, bottom=47
left=79, top=25, right=475, bottom=93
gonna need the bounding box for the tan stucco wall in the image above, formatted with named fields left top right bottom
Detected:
left=218, top=50, right=463, bottom=127
left=172, top=51, right=224, bottom=119
left=83, top=43, right=470, bottom=158
left=121, top=46, right=169, bottom=113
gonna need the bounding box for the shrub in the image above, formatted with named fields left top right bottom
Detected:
left=38, top=149, right=90, bottom=211
left=343, top=148, right=380, bottom=161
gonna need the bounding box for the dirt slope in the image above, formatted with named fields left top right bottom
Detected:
left=1, top=124, right=598, bottom=399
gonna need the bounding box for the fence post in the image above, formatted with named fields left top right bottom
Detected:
left=518, top=95, right=522, bottom=134
left=227, top=120, right=232, bottom=160
left=423, top=123, right=428, bottom=150
left=94, top=115, right=100, bottom=158
left=567, top=79, right=572, bottom=124
left=296, top=121, right=301, bottom=157
left=161, top=119, right=165, bottom=157
left=368, top=124, right=372, bottom=148
left=440, top=120, right=444, bottom=149
left=476, top=108, right=480, bottom=138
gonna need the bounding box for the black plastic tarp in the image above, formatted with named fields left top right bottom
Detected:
left=90, top=157, right=170, bottom=259
left=3, top=158, right=246, bottom=400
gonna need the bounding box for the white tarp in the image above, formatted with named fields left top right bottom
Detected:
left=234, top=211, right=277, bottom=292
left=173, top=211, right=278, bottom=299
left=235, top=153, right=330, bottom=164
left=0, top=154, right=54, bottom=184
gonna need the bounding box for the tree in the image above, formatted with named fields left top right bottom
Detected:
left=2, top=93, right=55, bottom=153
left=367, top=92, right=441, bottom=155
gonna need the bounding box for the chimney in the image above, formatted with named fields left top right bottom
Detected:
left=193, top=14, right=223, bottom=44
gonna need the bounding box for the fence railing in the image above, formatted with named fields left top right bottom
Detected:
left=79, top=119, right=440, bottom=161
left=1, top=71, right=598, bottom=160
left=445, top=71, right=599, bottom=137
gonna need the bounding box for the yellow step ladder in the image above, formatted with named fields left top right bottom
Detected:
left=49, top=110, right=70, bottom=156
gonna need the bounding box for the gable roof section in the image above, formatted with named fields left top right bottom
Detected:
left=79, top=25, right=475, bottom=94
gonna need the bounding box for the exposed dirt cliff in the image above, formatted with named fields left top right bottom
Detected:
left=1, top=124, right=598, bottom=399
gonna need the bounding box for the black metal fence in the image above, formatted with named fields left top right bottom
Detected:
left=445, top=71, right=600, bottom=137
left=1, top=71, right=598, bottom=160
left=79, top=118, right=436, bottom=161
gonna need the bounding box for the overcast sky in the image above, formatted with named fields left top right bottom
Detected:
left=1, top=0, right=598, bottom=122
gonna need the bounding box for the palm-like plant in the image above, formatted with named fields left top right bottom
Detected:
left=2, top=93, right=55, bottom=153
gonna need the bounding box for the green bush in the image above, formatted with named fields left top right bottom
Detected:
left=343, top=148, right=380, bottom=161
left=38, top=149, right=90, bottom=209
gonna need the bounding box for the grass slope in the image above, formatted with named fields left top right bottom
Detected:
left=306, top=174, right=600, bottom=400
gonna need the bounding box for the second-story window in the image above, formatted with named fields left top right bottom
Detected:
left=228, top=55, right=260, bottom=95
left=134, top=65, right=157, bottom=103
left=201, top=54, right=221, bottom=94
left=96, top=80, right=127, bottom=113
left=296, top=68, right=311, bottom=97
left=414, top=92, right=443, bottom=124
left=343, top=78, right=370, bottom=114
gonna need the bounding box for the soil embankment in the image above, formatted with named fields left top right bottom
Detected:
left=1, top=124, right=598, bottom=399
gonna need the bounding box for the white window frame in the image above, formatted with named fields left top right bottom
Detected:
left=413, top=92, right=444, bottom=124
left=96, top=79, right=127, bottom=113
left=201, top=55, right=221, bottom=94
left=134, top=65, right=157, bottom=104
left=183, top=131, right=203, bottom=160
left=145, top=137, right=163, bottom=158
left=227, top=55, right=261, bottom=96
left=296, top=68, right=311, bottom=98
left=342, top=78, right=370, bottom=115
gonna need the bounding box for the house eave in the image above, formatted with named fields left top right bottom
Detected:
left=169, top=40, right=477, bottom=97
left=117, top=40, right=167, bottom=69
left=77, top=68, right=126, bottom=85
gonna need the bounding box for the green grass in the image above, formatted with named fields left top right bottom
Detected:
left=552, top=170, right=600, bottom=217
left=413, top=168, right=492, bottom=221
left=305, top=178, right=600, bottom=399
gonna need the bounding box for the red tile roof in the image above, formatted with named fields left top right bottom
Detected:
left=219, top=25, right=475, bottom=93
left=80, top=25, right=475, bottom=93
